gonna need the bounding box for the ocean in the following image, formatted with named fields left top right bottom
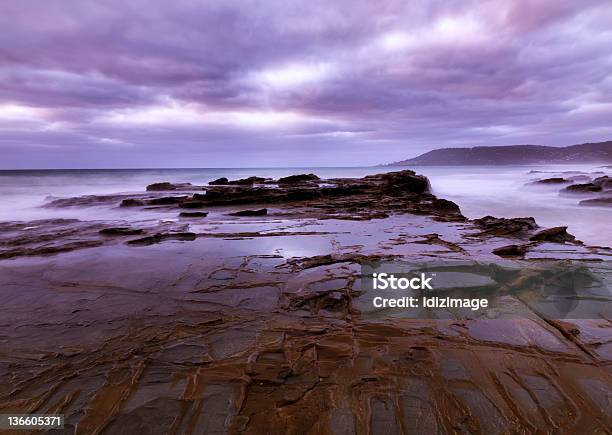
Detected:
left=0, top=165, right=610, bottom=246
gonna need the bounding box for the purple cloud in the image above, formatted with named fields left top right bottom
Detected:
left=1, top=0, right=611, bottom=168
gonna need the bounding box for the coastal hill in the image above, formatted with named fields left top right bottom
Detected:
left=388, top=140, right=612, bottom=166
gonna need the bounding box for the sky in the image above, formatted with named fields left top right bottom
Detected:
left=1, top=0, right=612, bottom=168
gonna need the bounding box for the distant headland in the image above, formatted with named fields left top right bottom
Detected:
left=387, top=140, right=612, bottom=166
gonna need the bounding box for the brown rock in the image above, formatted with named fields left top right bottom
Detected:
left=529, top=226, right=576, bottom=243
left=473, top=216, right=538, bottom=238
left=492, top=244, right=528, bottom=257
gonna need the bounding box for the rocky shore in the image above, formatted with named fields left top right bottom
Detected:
left=0, top=170, right=610, bottom=433
left=3, top=170, right=606, bottom=260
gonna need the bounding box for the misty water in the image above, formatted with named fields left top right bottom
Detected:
left=0, top=165, right=610, bottom=246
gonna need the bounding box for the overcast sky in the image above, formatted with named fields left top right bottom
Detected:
left=1, top=0, right=611, bottom=168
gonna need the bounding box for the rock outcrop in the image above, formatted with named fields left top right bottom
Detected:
left=527, top=171, right=611, bottom=208
left=95, top=170, right=463, bottom=222
left=563, top=176, right=611, bottom=194
left=491, top=244, right=529, bottom=257
left=277, top=173, right=320, bottom=185
left=146, top=182, right=196, bottom=191
left=472, top=216, right=537, bottom=238
left=529, top=226, right=576, bottom=243
left=209, top=177, right=229, bottom=185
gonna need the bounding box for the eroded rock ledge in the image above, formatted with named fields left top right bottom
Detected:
left=122, top=170, right=460, bottom=221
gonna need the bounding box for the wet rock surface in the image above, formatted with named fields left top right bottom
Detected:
left=0, top=171, right=611, bottom=434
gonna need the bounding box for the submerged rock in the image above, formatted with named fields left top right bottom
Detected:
left=0, top=240, right=104, bottom=259
left=579, top=197, right=612, bottom=207
left=229, top=208, right=268, bottom=216
left=535, top=177, right=569, bottom=184
left=179, top=211, right=209, bottom=218
left=564, top=183, right=603, bottom=193
left=45, top=194, right=136, bottom=208
left=120, top=198, right=146, bottom=207
left=563, top=176, right=611, bottom=194
left=127, top=232, right=197, bottom=246
left=99, top=227, right=144, bottom=236
left=593, top=175, right=612, bottom=189
left=178, top=201, right=207, bottom=209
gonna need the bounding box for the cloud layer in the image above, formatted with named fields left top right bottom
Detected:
left=1, top=0, right=611, bottom=167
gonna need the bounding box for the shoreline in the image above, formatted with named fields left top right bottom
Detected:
left=0, top=169, right=610, bottom=433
